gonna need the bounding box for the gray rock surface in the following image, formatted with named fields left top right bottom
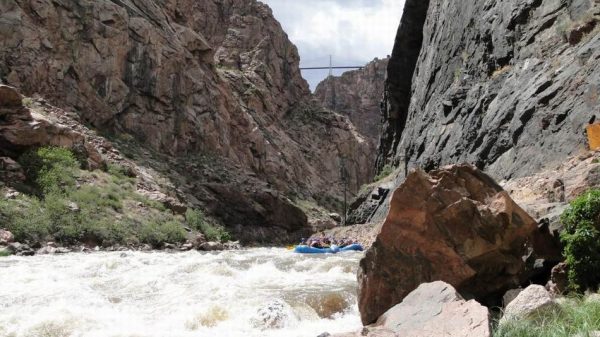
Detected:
left=339, top=281, right=490, bottom=337
left=378, top=0, right=600, bottom=181
left=380, top=282, right=490, bottom=337
left=501, top=285, right=557, bottom=323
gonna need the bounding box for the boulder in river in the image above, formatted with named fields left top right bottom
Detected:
left=358, top=165, right=560, bottom=324
left=333, top=281, right=490, bottom=337
left=0, top=229, right=14, bottom=245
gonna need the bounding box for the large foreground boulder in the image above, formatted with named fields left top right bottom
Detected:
left=358, top=165, right=559, bottom=324
left=333, top=281, right=490, bottom=337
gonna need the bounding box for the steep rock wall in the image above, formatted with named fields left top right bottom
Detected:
left=0, top=0, right=372, bottom=241
left=378, top=0, right=600, bottom=180
left=314, top=58, right=388, bottom=148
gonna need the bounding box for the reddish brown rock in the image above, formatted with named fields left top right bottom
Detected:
left=0, top=0, right=372, bottom=237
left=0, top=85, right=23, bottom=107
left=315, top=57, right=388, bottom=149
left=358, top=164, right=559, bottom=324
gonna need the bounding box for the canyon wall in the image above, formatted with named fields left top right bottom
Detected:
left=314, top=58, right=388, bottom=149
left=378, top=0, right=599, bottom=181
left=0, top=0, right=372, bottom=241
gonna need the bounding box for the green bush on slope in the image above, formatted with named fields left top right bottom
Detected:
left=185, top=209, right=231, bottom=242
left=0, top=146, right=191, bottom=246
left=560, top=189, right=600, bottom=292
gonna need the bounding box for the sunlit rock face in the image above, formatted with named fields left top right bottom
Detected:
left=357, top=165, right=561, bottom=325
left=315, top=58, right=388, bottom=148
left=377, top=0, right=600, bottom=180
left=0, top=0, right=373, bottom=238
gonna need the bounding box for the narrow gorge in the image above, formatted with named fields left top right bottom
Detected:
left=1, top=0, right=600, bottom=336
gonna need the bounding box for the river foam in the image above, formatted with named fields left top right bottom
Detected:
left=0, top=248, right=362, bottom=337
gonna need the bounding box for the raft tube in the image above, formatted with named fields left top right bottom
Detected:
left=293, top=244, right=364, bottom=254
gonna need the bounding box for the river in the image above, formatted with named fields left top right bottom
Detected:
left=0, top=248, right=362, bottom=337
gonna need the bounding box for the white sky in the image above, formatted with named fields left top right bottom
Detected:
left=260, top=0, right=405, bottom=90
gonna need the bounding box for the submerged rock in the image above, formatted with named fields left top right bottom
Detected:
left=358, top=165, right=560, bottom=324
left=250, top=299, right=294, bottom=330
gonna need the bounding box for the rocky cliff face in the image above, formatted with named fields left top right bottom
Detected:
left=378, top=0, right=600, bottom=180
left=0, top=0, right=372, bottom=241
left=314, top=58, right=388, bottom=150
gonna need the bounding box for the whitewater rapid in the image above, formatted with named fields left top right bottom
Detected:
left=0, top=248, right=362, bottom=337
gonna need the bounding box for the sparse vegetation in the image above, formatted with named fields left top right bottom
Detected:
left=22, top=97, right=34, bottom=107
left=491, top=65, right=513, bottom=79
left=0, top=146, right=199, bottom=247
left=0, top=250, right=11, bottom=257
left=454, top=67, right=463, bottom=83
left=494, top=296, right=600, bottom=337
left=186, top=209, right=231, bottom=242
left=560, top=189, right=600, bottom=292
left=374, top=164, right=394, bottom=182
left=555, top=14, right=598, bottom=43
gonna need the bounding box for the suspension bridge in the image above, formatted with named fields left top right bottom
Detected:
left=299, top=55, right=363, bottom=75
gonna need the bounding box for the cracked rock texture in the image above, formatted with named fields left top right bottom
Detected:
left=0, top=0, right=372, bottom=241
left=315, top=57, right=388, bottom=152
left=378, top=0, right=600, bottom=181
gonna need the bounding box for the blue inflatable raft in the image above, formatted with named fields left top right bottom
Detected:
left=293, top=244, right=364, bottom=254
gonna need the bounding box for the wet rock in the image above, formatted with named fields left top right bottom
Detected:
left=223, top=241, right=241, bottom=250
left=36, top=246, right=56, bottom=255
left=501, top=285, right=557, bottom=323
left=358, top=165, right=560, bottom=324
left=0, top=229, right=14, bottom=245
left=306, top=292, right=350, bottom=318
left=250, top=299, right=293, bottom=330
left=180, top=243, right=194, bottom=251
left=10, top=242, right=35, bottom=256
left=198, top=242, right=224, bottom=251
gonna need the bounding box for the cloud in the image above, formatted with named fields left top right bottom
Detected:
left=260, top=0, right=405, bottom=90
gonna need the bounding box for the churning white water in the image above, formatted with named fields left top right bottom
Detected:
left=0, top=248, right=362, bottom=337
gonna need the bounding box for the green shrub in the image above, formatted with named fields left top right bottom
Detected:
left=0, top=196, right=51, bottom=242
left=494, top=296, right=600, bottom=337
left=560, top=189, right=600, bottom=292
left=186, top=208, right=231, bottom=242
left=374, top=164, right=394, bottom=182
left=18, top=146, right=79, bottom=194
left=0, top=249, right=11, bottom=257
left=4, top=146, right=191, bottom=247
left=140, top=220, right=186, bottom=247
